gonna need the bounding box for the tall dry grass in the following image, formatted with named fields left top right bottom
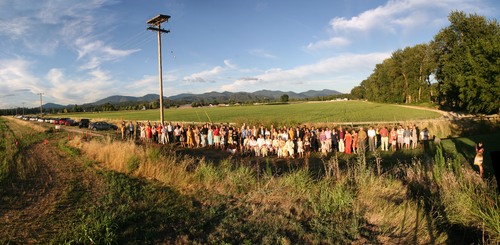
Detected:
left=68, top=136, right=196, bottom=191
left=67, top=135, right=499, bottom=243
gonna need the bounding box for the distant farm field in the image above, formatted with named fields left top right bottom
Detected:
left=62, top=101, right=442, bottom=125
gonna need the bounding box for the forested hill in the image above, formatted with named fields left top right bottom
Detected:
left=33, top=89, right=342, bottom=112
left=350, top=11, right=500, bottom=115
left=92, top=89, right=340, bottom=105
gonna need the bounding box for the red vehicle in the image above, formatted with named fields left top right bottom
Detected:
left=58, top=118, right=70, bottom=125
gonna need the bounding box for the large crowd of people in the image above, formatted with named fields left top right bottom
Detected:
left=118, top=121, right=431, bottom=158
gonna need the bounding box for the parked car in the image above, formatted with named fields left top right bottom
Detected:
left=64, top=119, right=78, bottom=126
left=79, top=119, right=90, bottom=128
left=89, top=121, right=118, bottom=131
left=58, top=118, right=70, bottom=125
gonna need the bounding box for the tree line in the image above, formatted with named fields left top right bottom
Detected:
left=350, top=11, right=500, bottom=114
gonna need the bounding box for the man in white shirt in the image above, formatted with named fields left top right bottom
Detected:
left=367, top=126, right=377, bottom=151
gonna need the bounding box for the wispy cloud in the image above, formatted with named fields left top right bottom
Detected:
left=224, top=59, right=237, bottom=69
left=76, top=38, right=140, bottom=70
left=249, top=49, right=277, bottom=59
left=183, top=66, right=224, bottom=83
left=307, top=37, right=351, bottom=50
left=0, top=17, right=30, bottom=39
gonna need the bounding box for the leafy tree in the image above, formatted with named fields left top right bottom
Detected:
left=350, top=86, right=366, bottom=99
left=432, top=11, right=500, bottom=114
left=280, top=94, right=289, bottom=102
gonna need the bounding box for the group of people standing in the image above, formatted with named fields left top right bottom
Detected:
left=119, top=121, right=431, bottom=158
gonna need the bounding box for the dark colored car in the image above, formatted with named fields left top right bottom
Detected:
left=79, top=119, right=90, bottom=128
left=65, top=119, right=78, bottom=126
left=89, top=121, right=118, bottom=131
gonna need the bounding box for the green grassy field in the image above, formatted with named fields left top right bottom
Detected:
left=61, top=101, right=441, bottom=124
left=441, top=132, right=500, bottom=177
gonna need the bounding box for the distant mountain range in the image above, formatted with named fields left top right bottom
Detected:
left=43, top=89, right=342, bottom=109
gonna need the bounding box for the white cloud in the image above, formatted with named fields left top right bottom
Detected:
left=221, top=52, right=390, bottom=92
left=126, top=73, right=178, bottom=96
left=0, top=58, right=41, bottom=92
left=329, top=0, right=482, bottom=33
left=308, top=0, right=485, bottom=51
left=307, top=37, right=351, bottom=50
left=183, top=66, right=224, bottom=83
left=45, top=68, right=118, bottom=104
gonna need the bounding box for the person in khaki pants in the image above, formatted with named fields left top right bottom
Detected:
left=379, top=126, right=389, bottom=151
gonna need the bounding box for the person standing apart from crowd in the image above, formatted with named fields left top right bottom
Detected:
left=379, top=126, right=389, bottom=151
left=367, top=126, right=376, bottom=152
left=474, top=142, right=485, bottom=178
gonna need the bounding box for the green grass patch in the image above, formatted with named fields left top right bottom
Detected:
left=441, top=132, right=500, bottom=176
left=61, top=101, right=441, bottom=124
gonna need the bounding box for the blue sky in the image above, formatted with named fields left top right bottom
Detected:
left=0, top=0, right=499, bottom=109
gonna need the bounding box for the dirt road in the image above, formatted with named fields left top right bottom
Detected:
left=0, top=133, right=104, bottom=243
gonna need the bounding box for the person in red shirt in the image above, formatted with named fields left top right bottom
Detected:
left=379, top=126, right=389, bottom=151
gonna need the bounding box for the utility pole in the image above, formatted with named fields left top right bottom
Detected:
left=147, top=14, right=170, bottom=125
left=22, top=102, right=25, bottom=116
left=38, top=93, right=44, bottom=116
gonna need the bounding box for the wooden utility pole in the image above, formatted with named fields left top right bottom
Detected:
left=38, top=93, right=44, bottom=115
left=147, top=14, right=170, bottom=125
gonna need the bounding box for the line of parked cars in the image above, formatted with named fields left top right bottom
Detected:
left=18, top=116, right=118, bottom=131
